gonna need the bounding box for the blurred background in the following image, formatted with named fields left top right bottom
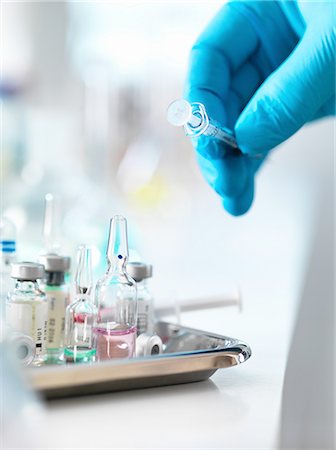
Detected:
left=1, top=0, right=333, bottom=315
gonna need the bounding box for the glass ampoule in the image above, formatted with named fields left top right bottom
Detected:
left=64, top=246, right=96, bottom=363
left=6, top=263, right=48, bottom=366
left=94, top=216, right=137, bottom=361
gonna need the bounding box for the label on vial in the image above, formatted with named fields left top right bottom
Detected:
left=45, top=289, right=69, bottom=349
left=6, top=302, right=48, bottom=356
left=137, top=300, right=150, bottom=335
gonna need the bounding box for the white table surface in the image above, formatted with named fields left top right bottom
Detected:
left=40, top=303, right=290, bottom=450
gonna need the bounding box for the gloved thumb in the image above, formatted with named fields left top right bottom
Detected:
left=235, top=22, right=336, bottom=156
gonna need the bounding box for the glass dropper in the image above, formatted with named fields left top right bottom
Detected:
left=167, top=99, right=239, bottom=149
left=167, top=99, right=263, bottom=158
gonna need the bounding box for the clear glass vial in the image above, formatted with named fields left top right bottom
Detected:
left=94, top=216, right=137, bottom=361
left=127, top=262, right=154, bottom=336
left=6, top=262, right=48, bottom=366
left=38, top=254, right=70, bottom=363
left=64, top=245, right=96, bottom=363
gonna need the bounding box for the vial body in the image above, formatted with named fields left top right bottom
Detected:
left=43, top=284, right=69, bottom=363
left=126, top=262, right=154, bottom=336
left=65, top=296, right=96, bottom=363
left=38, top=255, right=71, bottom=364
left=136, top=279, right=154, bottom=336
left=6, top=280, right=48, bottom=366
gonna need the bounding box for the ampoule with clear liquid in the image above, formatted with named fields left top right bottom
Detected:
left=64, top=246, right=96, bottom=363
left=94, top=216, right=137, bottom=360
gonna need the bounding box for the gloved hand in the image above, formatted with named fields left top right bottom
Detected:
left=185, top=0, right=335, bottom=215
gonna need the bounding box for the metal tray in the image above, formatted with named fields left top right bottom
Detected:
left=28, top=321, right=251, bottom=399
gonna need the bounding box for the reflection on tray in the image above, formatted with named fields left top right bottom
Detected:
left=26, top=322, right=251, bottom=399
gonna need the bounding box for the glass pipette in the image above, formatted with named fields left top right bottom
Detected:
left=167, top=99, right=240, bottom=153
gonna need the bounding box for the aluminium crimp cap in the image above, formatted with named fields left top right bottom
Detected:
left=126, top=262, right=153, bottom=282
left=38, top=254, right=71, bottom=272
left=11, top=262, right=45, bottom=280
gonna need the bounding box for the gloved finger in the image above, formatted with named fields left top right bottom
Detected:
left=311, top=94, right=336, bottom=121
left=196, top=152, right=248, bottom=198
left=185, top=3, right=259, bottom=126
left=195, top=147, right=264, bottom=201
left=196, top=147, right=264, bottom=215
left=225, top=60, right=266, bottom=128
left=225, top=91, right=242, bottom=129
left=191, top=134, right=227, bottom=160
left=230, top=61, right=263, bottom=107
left=222, top=172, right=255, bottom=216
left=186, top=61, right=262, bottom=157
left=235, top=21, right=336, bottom=156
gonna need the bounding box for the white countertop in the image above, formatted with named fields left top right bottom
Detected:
left=41, top=302, right=289, bottom=450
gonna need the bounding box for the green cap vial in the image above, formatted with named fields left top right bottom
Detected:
left=38, top=254, right=71, bottom=364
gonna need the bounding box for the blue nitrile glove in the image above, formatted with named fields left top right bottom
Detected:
left=185, top=1, right=335, bottom=216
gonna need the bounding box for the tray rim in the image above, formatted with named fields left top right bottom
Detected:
left=27, top=321, right=252, bottom=394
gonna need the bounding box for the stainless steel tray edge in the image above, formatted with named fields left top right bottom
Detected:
left=28, top=322, right=252, bottom=398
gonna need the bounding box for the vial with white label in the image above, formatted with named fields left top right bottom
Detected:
left=6, top=262, right=48, bottom=366
left=38, top=254, right=70, bottom=363
left=64, top=245, right=96, bottom=363
left=127, top=262, right=154, bottom=336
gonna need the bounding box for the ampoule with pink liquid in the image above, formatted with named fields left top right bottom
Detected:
left=94, top=215, right=137, bottom=360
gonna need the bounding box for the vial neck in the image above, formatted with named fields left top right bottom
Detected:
left=46, top=271, right=65, bottom=286
left=15, top=280, right=38, bottom=291
left=75, top=292, right=91, bottom=303
left=77, top=286, right=91, bottom=296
